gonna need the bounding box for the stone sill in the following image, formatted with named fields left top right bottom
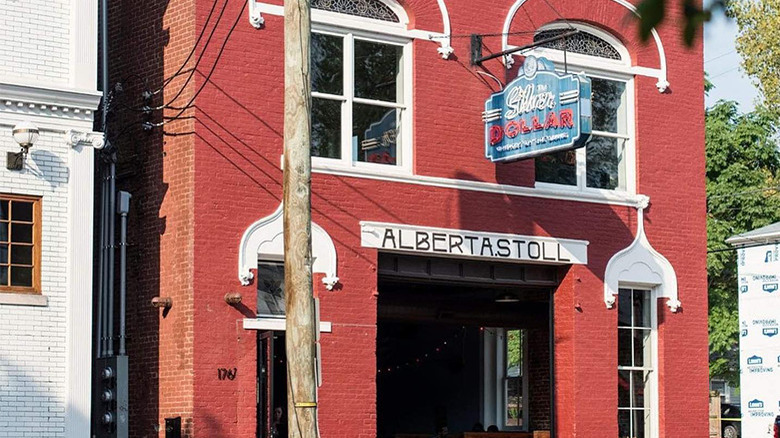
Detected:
left=0, top=292, right=48, bottom=307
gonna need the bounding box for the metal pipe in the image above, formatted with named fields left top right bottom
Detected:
left=96, top=167, right=106, bottom=358
left=472, top=29, right=579, bottom=65
left=117, top=191, right=131, bottom=356
left=549, top=290, right=556, bottom=438
left=101, top=168, right=110, bottom=357
left=107, top=162, right=116, bottom=356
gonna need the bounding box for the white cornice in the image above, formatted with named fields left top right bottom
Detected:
left=0, top=82, right=102, bottom=119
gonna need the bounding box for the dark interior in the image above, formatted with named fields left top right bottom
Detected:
left=376, top=254, right=555, bottom=438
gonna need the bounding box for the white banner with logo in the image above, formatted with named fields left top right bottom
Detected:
left=738, top=244, right=780, bottom=436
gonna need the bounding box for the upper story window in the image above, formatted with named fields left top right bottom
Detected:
left=0, top=194, right=41, bottom=293
left=532, top=24, right=634, bottom=193
left=310, top=1, right=412, bottom=173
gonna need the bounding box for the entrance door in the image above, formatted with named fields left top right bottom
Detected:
left=257, top=331, right=287, bottom=438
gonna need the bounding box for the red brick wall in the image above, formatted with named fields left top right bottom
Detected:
left=114, top=0, right=707, bottom=436
left=109, top=0, right=196, bottom=435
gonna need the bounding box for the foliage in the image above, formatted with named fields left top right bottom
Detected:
left=706, top=99, right=780, bottom=384
left=636, top=0, right=721, bottom=45
left=729, top=0, right=780, bottom=113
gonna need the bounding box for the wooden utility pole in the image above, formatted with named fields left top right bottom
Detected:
left=283, top=0, right=317, bottom=437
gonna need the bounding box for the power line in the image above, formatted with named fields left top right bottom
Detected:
left=151, top=0, right=224, bottom=96
left=709, top=66, right=741, bottom=80
left=161, top=0, right=246, bottom=123
left=705, top=49, right=735, bottom=64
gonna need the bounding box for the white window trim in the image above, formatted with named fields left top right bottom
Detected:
left=617, top=287, right=659, bottom=438
left=529, top=37, right=637, bottom=196
left=311, top=25, right=414, bottom=177
left=481, top=328, right=529, bottom=431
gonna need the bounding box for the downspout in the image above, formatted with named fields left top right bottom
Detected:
left=549, top=290, right=556, bottom=438
left=117, top=191, right=131, bottom=356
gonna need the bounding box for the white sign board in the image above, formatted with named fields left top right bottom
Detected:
left=360, top=221, right=588, bottom=265
left=738, top=244, right=780, bottom=437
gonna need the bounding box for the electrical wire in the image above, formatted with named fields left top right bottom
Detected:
left=150, top=0, right=224, bottom=96
left=162, top=0, right=247, bottom=123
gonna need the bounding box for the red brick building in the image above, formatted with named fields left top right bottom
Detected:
left=108, top=0, right=707, bottom=436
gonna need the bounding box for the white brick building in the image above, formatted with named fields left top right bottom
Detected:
left=0, top=0, right=102, bottom=436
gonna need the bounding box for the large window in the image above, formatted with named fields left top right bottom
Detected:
left=618, top=288, right=655, bottom=438
left=0, top=194, right=41, bottom=293
left=532, top=25, right=633, bottom=193
left=310, top=29, right=410, bottom=170
left=482, top=328, right=528, bottom=431
left=504, top=329, right=525, bottom=428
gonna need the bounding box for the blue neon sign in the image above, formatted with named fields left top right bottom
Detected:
left=483, top=56, right=592, bottom=162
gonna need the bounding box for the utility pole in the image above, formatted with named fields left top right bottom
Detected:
left=283, top=0, right=318, bottom=437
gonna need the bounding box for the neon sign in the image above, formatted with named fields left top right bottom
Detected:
left=483, top=56, right=592, bottom=162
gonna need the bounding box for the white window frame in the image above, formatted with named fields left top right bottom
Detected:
left=529, top=23, right=637, bottom=196
left=481, top=328, right=530, bottom=431
left=311, top=23, right=413, bottom=176
left=617, top=287, right=659, bottom=438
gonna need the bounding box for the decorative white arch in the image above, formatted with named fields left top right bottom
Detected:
left=604, top=196, right=680, bottom=312
left=247, top=0, right=454, bottom=59
left=238, top=203, right=340, bottom=290
left=500, top=0, right=670, bottom=92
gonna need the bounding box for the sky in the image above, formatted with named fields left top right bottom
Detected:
left=703, top=11, right=759, bottom=111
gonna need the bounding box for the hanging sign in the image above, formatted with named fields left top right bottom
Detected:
left=483, top=56, right=592, bottom=162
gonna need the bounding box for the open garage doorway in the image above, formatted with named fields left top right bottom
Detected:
left=376, top=254, right=559, bottom=438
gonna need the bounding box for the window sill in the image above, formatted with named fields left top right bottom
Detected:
left=311, top=165, right=642, bottom=207
left=0, top=292, right=48, bottom=307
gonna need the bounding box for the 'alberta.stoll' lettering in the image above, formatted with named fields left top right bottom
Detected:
left=360, top=222, right=588, bottom=265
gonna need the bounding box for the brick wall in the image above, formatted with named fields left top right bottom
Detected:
left=0, top=0, right=70, bottom=86
left=112, top=0, right=708, bottom=437
left=0, top=131, right=70, bottom=437
left=108, top=0, right=197, bottom=435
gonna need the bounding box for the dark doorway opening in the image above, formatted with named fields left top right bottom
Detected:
left=376, top=254, right=557, bottom=438
left=257, top=331, right=287, bottom=438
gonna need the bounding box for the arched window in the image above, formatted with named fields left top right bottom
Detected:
left=312, top=0, right=400, bottom=23
left=309, top=0, right=412, bottom=173
left=530, top=23, right=635, bottom=194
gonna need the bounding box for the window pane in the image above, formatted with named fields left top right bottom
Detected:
left=257, top=262, right=285, bottom=316
left=618, top=370, right=630, bottom=407
left=633, top=290, right=651, bottom=328
left=618, top=290, right=631, bottom=327
left=618, top=410, right=631, bottom=438
left=0, top=200, right=8, bottom=220
left=0, top=223, right=7, bottom=241
left=633, top=329, right=651, bottom=367
left=0, top=244, right=7, bottom=264
left=11, top=223, right=33, bottom=244
left=506, top=330, right=521, bottom=372
left=12, top=201, right=33, bottom=222
left=10, top=266, right=32, bottom=287
left=631, top=370, right=647, bottom=408
left=312, top=33, right=343, bottom=95
left=354, top=39, right=402, bottom=103
left=10, top=245, right=32, bottom=266
left=618, top=328, right=632, bottom=366
left=0, top=266, right=6, bottom=285
left=632, top=409, right=648, bottom=438
left=311, top=98, right=342, bottom=159
left=586, top=136, right=624, bottom=190
left=591, top=78, right=625, bottom=133
left=506, top=377, right=522, bottom=426
left=535, top=150, right=577, bottom=185
left=353, top=104, right=398, bottom=165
